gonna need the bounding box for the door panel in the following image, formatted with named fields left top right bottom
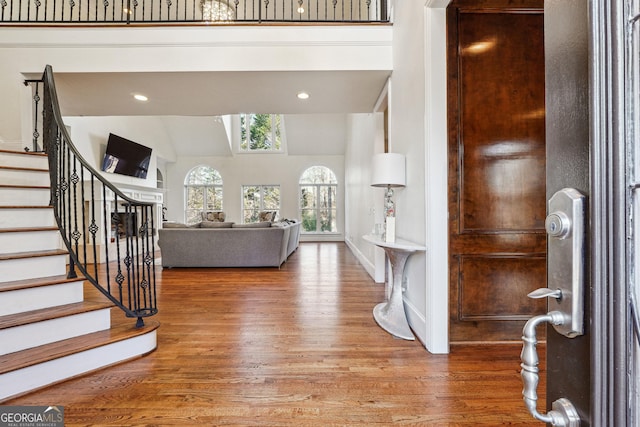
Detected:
left=459, top=255, right=546, bottom=321
left=447, top=0, right=546, bottom=342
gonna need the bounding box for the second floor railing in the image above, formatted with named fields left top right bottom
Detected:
left=0, top=0, right=389, bottom=24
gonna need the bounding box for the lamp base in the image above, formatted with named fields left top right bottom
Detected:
left=385, top=216, right=396, bottom=243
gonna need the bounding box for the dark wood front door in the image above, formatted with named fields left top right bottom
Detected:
left=447, top=0, right=547, bottom=342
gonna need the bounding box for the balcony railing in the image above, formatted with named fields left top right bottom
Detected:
left=0, top=0, right=389, bottom=24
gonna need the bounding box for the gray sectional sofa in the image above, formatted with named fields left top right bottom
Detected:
left=158, top=220, right=300, bottom=268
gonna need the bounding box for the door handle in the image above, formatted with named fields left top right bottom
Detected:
left=520, top=188, right=586, bottom=426
left=544, top=188, right=586, bottom=338
left=521, top=311, right=580, bottom=426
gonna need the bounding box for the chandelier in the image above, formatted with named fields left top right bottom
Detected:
left=201, top=0, right=235, bottom=22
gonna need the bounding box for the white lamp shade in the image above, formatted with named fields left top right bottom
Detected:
left=371, top=153, right=406, bottom=187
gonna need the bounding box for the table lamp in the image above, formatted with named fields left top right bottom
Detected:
left=371, top=153, right=406, bottom=243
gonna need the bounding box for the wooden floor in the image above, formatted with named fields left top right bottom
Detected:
left=6, top=242, right=544, bottom=426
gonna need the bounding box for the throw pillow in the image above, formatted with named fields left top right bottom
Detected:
left=201, top=221, right=234, bottom=228
left=258, top=211, right=277, bottom=222
left=201, top=211, right=226, bottom=222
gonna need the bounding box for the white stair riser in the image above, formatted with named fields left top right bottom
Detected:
left=0, top=153, right=48, bottom=169
left=0, top=280, right=84, bottom=317
left=0, top=330, right=157, bottom=402
left=0, top=208, right=55, bottom=228
left=0, top=169, right=49, bottom=186
left=0, top=255, right=67, bottom=282
left=0, top=230, right=61, bottom=254
left=0, top=187, right=50, bottom=206
left=0, top=308, right=111, bottom=356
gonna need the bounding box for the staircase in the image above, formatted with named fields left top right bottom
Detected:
left=0, top=149, right=159, bottom=402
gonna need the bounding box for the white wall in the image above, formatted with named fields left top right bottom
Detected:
left=422, top=1, right=450, bottom=354
left=342, top=1, right=450, bottom=354
left=388, top=0, right=428, bottom=350
left=344, top=113, right=386, bottom=279
left=63, top=116, right=177, bottom=189
left=166, top=154, right=345, bottom=241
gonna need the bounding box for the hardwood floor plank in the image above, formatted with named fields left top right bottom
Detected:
left=5, top=242, right=544, bottom=425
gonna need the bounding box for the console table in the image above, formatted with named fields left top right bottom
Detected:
left=363, top=234, right=426, bottom=340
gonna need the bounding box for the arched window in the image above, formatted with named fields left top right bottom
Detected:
left=185, top=166, right=223, bottom=224
left=299, top=166, right=338, bottom=233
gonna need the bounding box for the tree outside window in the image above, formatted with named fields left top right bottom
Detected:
left=240, top=114, right=282, bottom=151
left=185, top=166, right=223, bottom=224
left=243, top=185, right=280, bottom=223
left=299, top=166, right=337, bottom=233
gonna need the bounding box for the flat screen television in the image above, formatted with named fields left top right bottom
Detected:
left=101, top=133, right=152, bottom=179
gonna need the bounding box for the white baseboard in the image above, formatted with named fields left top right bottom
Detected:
left=403, top=297, right=427, bottom=350
left=345, top=236, right=375, bottom=280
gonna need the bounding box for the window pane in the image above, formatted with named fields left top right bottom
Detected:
left=186, top=166, right=222, bottom=185
left=319, top=209, right=337, bottom=232
left=300, top=166, right=337, bottom=184
left=206, top=187, right=223, bottom=210
left=274, top=114, right=282, bottom=150
left=301, top=209, right=317, bottom=232
left=250, top=114, right=272, bottom=150
left=185, top=210, right=201, bottom=225
left=263, top=186, right=280, bottom=209
left=187, top=187, right=204, bottom=210
left=319, top=185, right=336, bottom=209
left=243, top=186, right=261, bottom=209
left=300, top=186, right=316, bottom=209
left=240, top=115, right=248, bottom=150
left=244, top=209, right=259, bottom=223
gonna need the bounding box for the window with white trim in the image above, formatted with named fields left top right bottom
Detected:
left=242, top=185, right=280, bottom=223
left=240, top=114, right=282, bottom=151
left=299, top=166, right=338, bottom=233
left=185, top=166, right=223, bottom=224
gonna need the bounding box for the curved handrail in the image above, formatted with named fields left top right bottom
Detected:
left=35, top=64, right=158, bottom=326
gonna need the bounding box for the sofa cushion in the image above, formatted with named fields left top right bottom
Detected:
left=201, top=211, right=226, bottom=222
left=162, top=222, right=189, bottom=228
left=201, top=221, right=234, bottom=228
left=232, top=221, right=272, bottom=228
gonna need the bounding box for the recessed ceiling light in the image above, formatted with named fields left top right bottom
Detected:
left=133, top=94, right=148, bottom=102
left=297, top=92, right=310, bottom=100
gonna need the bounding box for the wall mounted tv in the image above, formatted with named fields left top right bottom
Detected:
left=101, top=133, right=152, bottom=179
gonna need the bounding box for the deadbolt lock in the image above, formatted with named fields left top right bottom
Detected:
left=545, top=212, right=571, bottom=239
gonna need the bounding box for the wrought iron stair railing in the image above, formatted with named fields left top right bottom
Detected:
left=25, top=65, right=158, bottom=327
